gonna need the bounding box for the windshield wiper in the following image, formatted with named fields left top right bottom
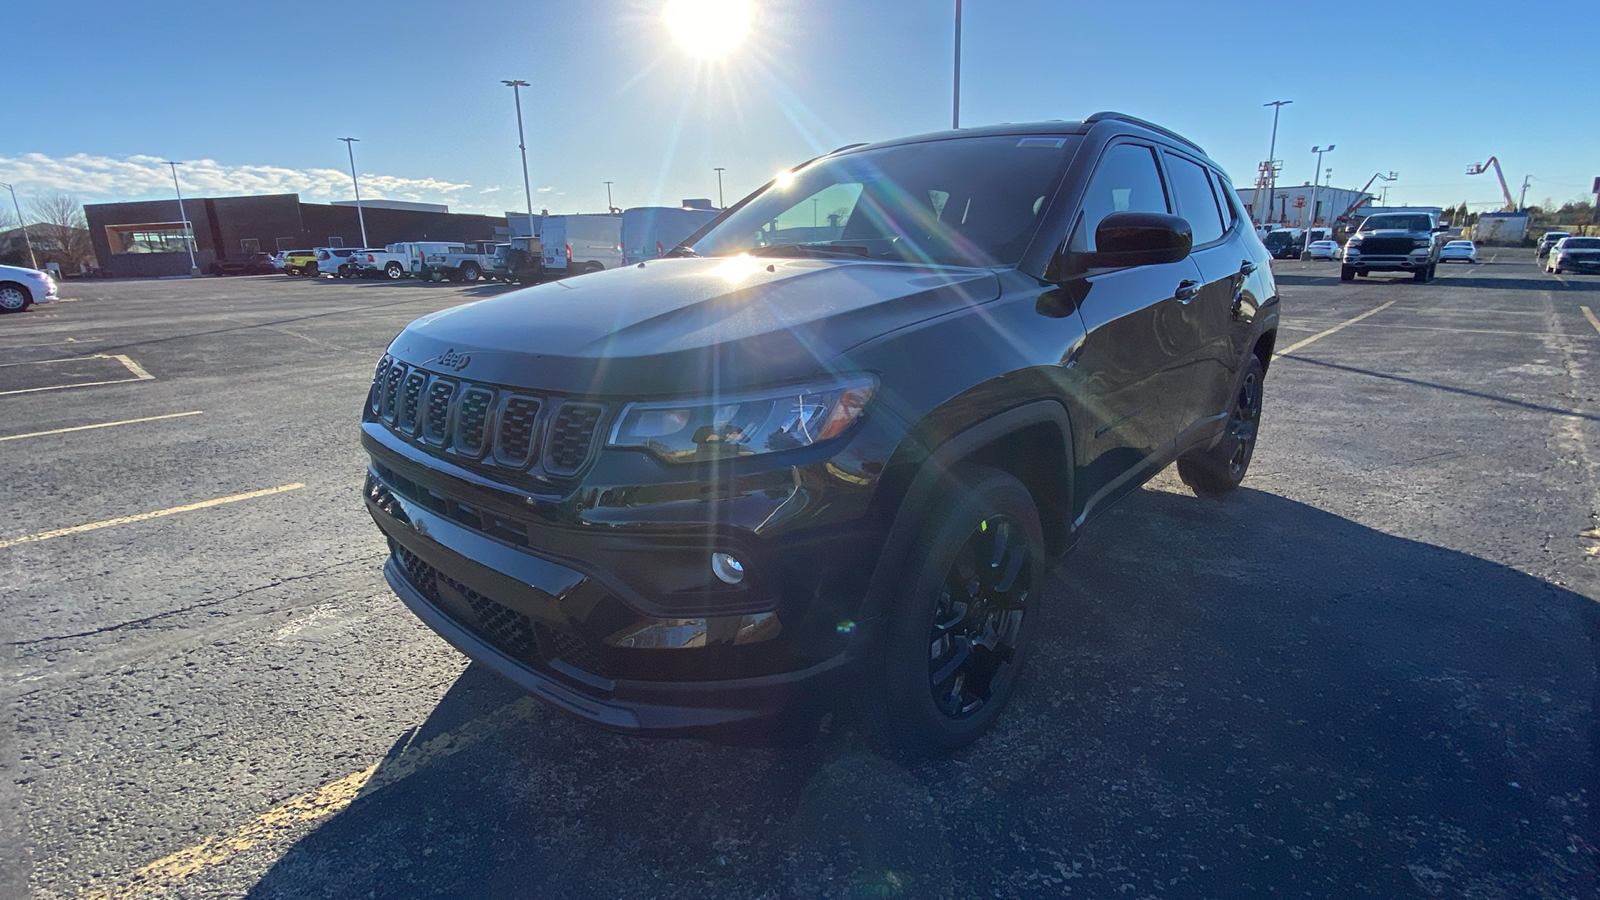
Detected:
left=746, top=244, right=872, bottom=260
left=663, top=246, right=699, bottom=258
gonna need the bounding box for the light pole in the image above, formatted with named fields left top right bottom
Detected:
left=604, top=181, right=615, bottom=213
left=164, top=161, right=200, bottom=276
left=1518, top=175, right=1532, bottom=211
left=713, top=167, right=725, bottom=208
left=337, top=138, right=369, bottom=248
left=952, top=0, right=962, bottom=129
left=502, top=80, right=534, bottom=237
left=1261, top=100, right=1291, bottom=224
left=1301, top=144, right=1334, bottom=259
left=0, top=181, right=36, bottom=269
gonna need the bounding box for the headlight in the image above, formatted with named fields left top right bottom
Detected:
left=608, top=376, right=877, bottom=463
left=1412, top=238, right=1432, bottom=249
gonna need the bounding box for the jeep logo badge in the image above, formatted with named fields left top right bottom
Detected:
left=438, top=349, right=471, bottom=371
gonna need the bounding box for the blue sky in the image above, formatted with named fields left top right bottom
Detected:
left=5, top=0, right=1596, bottom=218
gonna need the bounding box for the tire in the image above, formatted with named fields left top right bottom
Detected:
left=306, top=263, right=320, bottom=277
left=1413, top=267, right=1428, bottom=283
left=384, top=263, right=403, bottom=280
left=1554, top=266, right=1562, bottom=275
left=459, top=262, right=481, bottom=283
left=860, top=464, right=1043, bottom=758
left=584, top=261, right=604, bottom=275
left=1428, top=263, right=1437, bottom=280
left=1177, top=354, right=1265, bottom=497
left=1340, top=265, right=1354, bottom=282
left=0, top=281, right=32, bottom=313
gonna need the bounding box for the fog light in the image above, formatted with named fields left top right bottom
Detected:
left=711, top=552, right=745, bottom=585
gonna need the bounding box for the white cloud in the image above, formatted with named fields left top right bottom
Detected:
left=536, top=185, right=556, bottom=193
left=0, top=151, right=484, bottom=211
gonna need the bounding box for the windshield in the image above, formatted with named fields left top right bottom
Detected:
left=690, top=135, right=1080, bottom=268
left=1562, top=238, right=1600, bottom=249
left=1361, top=215, right=1432, bottom=232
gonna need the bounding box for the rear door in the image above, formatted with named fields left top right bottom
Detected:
left=1159, top=149, right=1245, bottom=435
left=1064, top=141, right=1205, bottom=512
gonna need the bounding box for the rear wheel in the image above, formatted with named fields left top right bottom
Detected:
left=306, top=263, right=320, bottom=277
left=459, top=262, right=481, bottom=282
left=583, top=261, right=604, bottom=275
left=1177, top=354, right=1265, bottom=497
left=384, top=263, right=403, bottom=279
left=0, top=282, right=32, bottom=313
left=861, top=464, right=1042, bottom=758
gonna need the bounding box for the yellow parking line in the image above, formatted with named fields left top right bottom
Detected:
left=1275, top=300, right=1398, bottom=358
left=0, top=410, right=202, bottom=444
left=85, top=698, right=540, bottom=899
left=1581, top=306, right=1600, bottom=337
left=0, top=483, right=303, bottom=550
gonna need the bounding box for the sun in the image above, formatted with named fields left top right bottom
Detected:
left=663, top=0, right=755, bottom=59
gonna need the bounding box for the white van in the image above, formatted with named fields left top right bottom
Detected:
left=620, top=206, right=720, bottom=265
left=541, top=214, right=622, bottom=275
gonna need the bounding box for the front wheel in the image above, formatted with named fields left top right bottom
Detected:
left=861, top=464, right=1042, bottom=758
left=305, top=263, right=320, bottom=277
left=1177, top=354, right=1265, bottom=497
left=1340, top=265, right=1354, bottom=282
left=0, top=282, right=32, bottom=313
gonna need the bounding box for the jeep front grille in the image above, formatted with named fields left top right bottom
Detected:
left=366, top=359, right=605, bottom=478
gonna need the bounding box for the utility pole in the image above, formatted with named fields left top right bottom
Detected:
left=603, top=181, right=615, bottom=213
left=952, top=0, right=962, bottom=129
left=337, top=138, right=369, bottom=248
left=502, top=80, right=534, bottom=237
left=1518, top=175, right=1531, bottom=211
left=1261, top=100, right=1292, bottom=223
left=164, top=161, right=200, bottom=276
left=713, top=167, right=725, bottom=208
left=1301, top=144, right=1334, bottom=259
left=0, top=181, right=36, bottom=269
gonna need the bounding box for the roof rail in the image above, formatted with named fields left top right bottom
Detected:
left=1083, top=111, right=1205, bottom=154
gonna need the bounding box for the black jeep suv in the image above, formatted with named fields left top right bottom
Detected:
left=361, top=113, right=1280, bottom=755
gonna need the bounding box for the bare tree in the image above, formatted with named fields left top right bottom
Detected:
left=27, top=192, right=96, bottom=272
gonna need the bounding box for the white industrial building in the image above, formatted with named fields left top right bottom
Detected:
left=1236, top=184, right=1373, bottom=229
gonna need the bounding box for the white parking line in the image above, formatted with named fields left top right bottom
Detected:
left=1581, top=306, right=1600, bottom=338
left=0, top=352, right=156, bottom=396
left=0, top=411, right=203, bottom=444
left=1275, top=300, right=1398, bottom=358
left=0, top=483, right=304, bottom=550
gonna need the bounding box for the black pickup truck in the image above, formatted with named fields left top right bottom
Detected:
left=1341, top=212, right=1445, bottom=282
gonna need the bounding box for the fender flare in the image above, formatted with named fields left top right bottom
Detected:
left=852, top=399, right=1076, bottom=627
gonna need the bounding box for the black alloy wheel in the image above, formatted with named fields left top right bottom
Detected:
left=1177, top=354, right=1265, bottom=497
left=927, top=515, right=1031, bottom=719
left=861, top=464, right=1042, bottom=757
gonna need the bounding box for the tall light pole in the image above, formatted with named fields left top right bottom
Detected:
left=1301, top=144, right=1334, bottom=259
left=0, top=181, right=36, bottom=269
left=713, top=167, right=725, bottom=208
left=164, top=161, right=199, bottom=276
left=603, top=180, right=615, bottom=213
left=502, top=80, right=534, bottom=237
left=952, top=0, right=962, bottom=129
left=1518, top=175, right=1532, bottom=211
left=337, top=138, right=369, bottom=248
left=1260, top=100, right=1291, bottom=224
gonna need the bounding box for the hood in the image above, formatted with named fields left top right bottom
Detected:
left=386, top=256, right=1000, bottom=397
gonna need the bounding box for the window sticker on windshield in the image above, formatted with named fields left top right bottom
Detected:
left=1016, top=137, right=1067, bottom=148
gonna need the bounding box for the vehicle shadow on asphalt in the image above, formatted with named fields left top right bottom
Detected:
left=243, top=486, right=1599, bottom=899
left=1437, top=276, right=1600, bottom=292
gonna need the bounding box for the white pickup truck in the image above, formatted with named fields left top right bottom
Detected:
left=350, top=245, right=412, bottom=280
left=409, top=241, right=501, bottom=282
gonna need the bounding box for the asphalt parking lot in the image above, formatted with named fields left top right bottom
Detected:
left=3, top=252, right=1598, bottom=899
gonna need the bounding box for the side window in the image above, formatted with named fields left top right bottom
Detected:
left=1212, top=172, right=1240, bottom=231
left=1165, top=155, right=1226, bottom=246
left=1069, top=143, right=1169, bottom=252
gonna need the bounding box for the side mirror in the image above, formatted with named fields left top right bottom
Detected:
left=1086, top=211, right=1193, bottom=269
left=1432, top=225, right=1448, bottom=233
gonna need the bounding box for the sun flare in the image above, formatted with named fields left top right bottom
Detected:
left=663, top=0, right=755, bottom=59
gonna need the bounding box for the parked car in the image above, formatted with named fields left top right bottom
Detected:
left=1536, top=231, right=1571, bottom=261
left=350, top=246, right=413, bottom=280
left=1341, top=211, right=1444, bottom=282
left=491, top=240, right=545, bottom=284
left=541, top=214, right=623, bottom=275
left=269, top=251, right=290, bottom=272
left=0, top=263, right=58, bottom=313
left=1438, top=240, right=1478, bottom=264
left=359, top=112, right=1279, bottom=755
left=1546, top=236, right=1600, bottom=274
left=1307, top=240, right=1340, bottom=260
left=313, top=247, right=361, bottom=278
left=282, top=250, right=318, bottom=275
left=208, top=252, right=277, bottom=276
left=1262, top=229, right=1302, bottom=259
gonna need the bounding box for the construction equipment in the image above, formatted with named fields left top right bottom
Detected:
left=1340, top=171, right=1397, bottom=223
left=1467, top=158, right=1517, bottom=212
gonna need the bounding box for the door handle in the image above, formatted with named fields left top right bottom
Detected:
left=1174, top=280, right=1200, bottom=303
left=1239, top=260, right=1257, bottom=275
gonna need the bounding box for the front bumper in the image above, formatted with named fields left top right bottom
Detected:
left=1342, top=250, right=1432, bottom=271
